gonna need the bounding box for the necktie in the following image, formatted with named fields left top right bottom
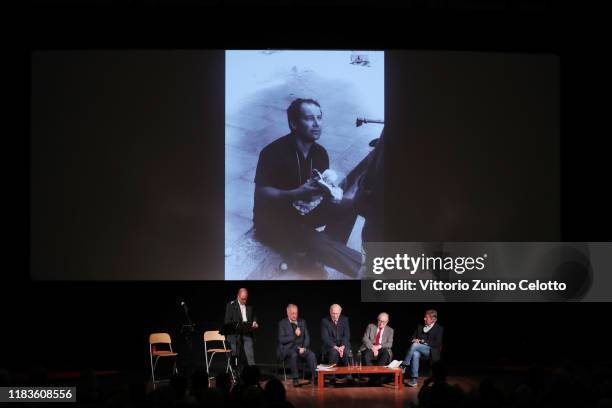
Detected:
left=334, top=320, right=339, bottom=344
left=374, top=328, right=382, bottom=346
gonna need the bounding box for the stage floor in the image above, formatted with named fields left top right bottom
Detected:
left=282, top=375, right=480, bottom=408
left=35, top=365, right=556, bottom=407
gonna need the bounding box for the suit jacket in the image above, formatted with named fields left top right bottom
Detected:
left=277, top=318, right=311, bottom=360
left=360, top=323, right=394, bottom=358
left=412, top=323, right=443, bottom=362
left=321, top=315, right=351, bottom=352
left=224, top=300, right=257, bottom=340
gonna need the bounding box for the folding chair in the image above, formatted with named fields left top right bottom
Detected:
left=149, top=333, right=178, bottom=389
left=280, top=357, right=306, bottom=382
left=204, top=330, right=235, bottom=382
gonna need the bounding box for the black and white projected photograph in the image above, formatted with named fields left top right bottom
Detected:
left=225, top=50, right=385, bottom=280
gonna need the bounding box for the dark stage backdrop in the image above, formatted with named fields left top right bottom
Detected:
left=30, top=50, right=560, bottom=280
left=386, top=51, right=560, bottom=242
left=30, top=50, right=225, bottom=281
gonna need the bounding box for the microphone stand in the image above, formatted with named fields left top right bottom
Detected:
left=181, top=303, right=194, bottom=327
left=178, top=300, right=196, bottom=374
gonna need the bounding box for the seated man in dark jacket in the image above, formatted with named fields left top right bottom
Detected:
left=400, top=309, right=444, bottom=387
left=321, top=303, right=353, bottom=385
left=277, top=304, right=317, bottom=387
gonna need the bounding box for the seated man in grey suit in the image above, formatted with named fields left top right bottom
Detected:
left=360, top=312, right=393, bottom=385
left=277, top=304, right=318, bottom=387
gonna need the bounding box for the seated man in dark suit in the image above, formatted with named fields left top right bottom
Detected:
left=400, top=309, right=444, bottom=387
left=321, top=303, right=353, bottom=385
left=360, top=312, right=394, bottom=385
left=277, top=304, right=318, bottom=387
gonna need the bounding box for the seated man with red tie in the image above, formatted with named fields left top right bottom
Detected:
left=359, top=312, right=394, bottom=385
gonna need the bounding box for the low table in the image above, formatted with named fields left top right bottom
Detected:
left=317, top=366, right=403, bottom=389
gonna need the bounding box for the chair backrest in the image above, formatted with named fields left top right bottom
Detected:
left=150, top=332, right=172, bottom=345
left=203, top=330, right=225, bottom=343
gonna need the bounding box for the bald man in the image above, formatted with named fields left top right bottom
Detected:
left=224, top=288, right=258, bottom=367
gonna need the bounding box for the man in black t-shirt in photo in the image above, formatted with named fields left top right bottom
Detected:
left=253, top=98, right=361, bottom=278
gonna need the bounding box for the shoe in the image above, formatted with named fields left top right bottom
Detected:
left=399, top=363, right=408, bottom=374
left=293, top=378, right=300, bottom=387
left=407, top=378, right=418, bottom=387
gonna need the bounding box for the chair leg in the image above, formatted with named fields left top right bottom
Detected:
left=226, top=353, right=236, bottom=382
left=152, top=356, right=160, bottom=389
left=151, top=355, right=179, bottom=387
left=282, top=359, right=287, bottom=382
left=150, top=352, right=156, bottom=389
left=153, top=356, right=159, bottom=372
left=204, top=347, right=209, bottom=375
left=208, top=352, right=217, bottom=379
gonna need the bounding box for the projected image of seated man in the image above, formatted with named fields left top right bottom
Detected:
left=253, top=98, right=362, bottom=278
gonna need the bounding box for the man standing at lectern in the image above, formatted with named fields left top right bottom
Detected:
left=224, top=288, right=258, bottom=368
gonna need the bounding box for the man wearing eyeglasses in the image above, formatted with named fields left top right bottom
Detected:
left=360, top=312, right=394, bottom=385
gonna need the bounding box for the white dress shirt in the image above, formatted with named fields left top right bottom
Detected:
left=239, top=302, right=247, bottom=322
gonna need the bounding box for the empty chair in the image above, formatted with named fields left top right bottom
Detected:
left=149, top=332, right=178, bottom=389
left=203, top=330, right=235, bottom=382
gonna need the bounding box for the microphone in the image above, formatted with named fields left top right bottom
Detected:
left=178, top=298, right=188, bottom=311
